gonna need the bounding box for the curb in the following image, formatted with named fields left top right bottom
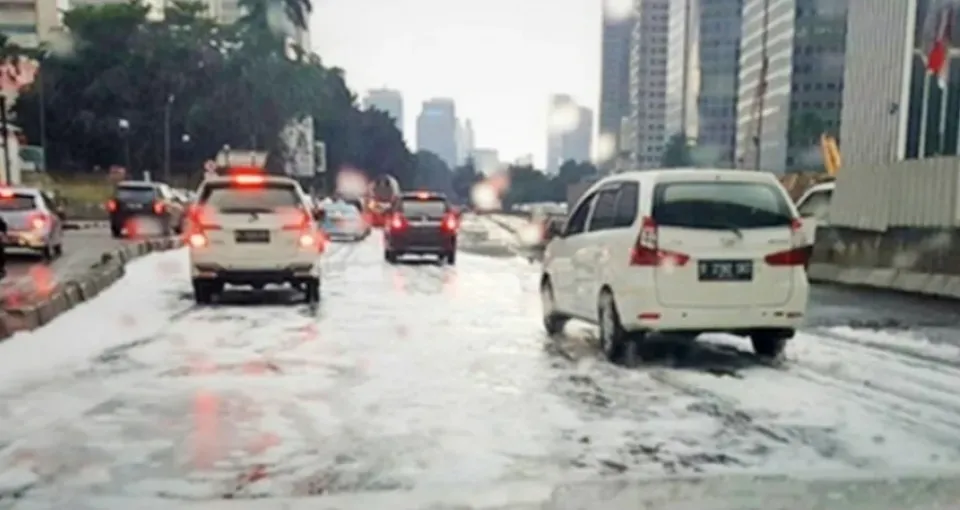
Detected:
left=808, top=263, right=960, bottom=300
left=0, top=237, right=183, bottom=339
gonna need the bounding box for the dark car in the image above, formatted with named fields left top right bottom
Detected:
left=106, top=181, right=186, bottom=238
left=383, top=191, right=458, bottom=264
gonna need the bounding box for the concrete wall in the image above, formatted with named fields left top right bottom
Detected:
left=811, top=157, right=960, bottom=297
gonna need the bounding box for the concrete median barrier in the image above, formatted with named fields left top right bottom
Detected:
left=809, top=226, right=960, bottom=299
left=0, top=237, right=183, bottom=339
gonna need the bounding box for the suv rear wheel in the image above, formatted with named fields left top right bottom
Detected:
left=540, top=278, right=568, bottom=335
left=598, top=289, right=639, bottom=366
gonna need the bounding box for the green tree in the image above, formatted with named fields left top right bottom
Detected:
left=660, top=132, right=693, bottom=168
left=412, top=151, right=453, bottom=194
left=11, top=0, right=413, bottom=188
left=451, top=159, right=482, bottom=204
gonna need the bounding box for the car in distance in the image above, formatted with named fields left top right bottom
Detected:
left=320, top=200, right=370, bottom=241
left=383, top=191, right=458, bottom=264
left=186, top=171, right=323, bottom=304
left=106, top=181, right=186, bottom=238
left=0, top=187, right=65, bottom=259
left=539, top=169, right=811, bottom=363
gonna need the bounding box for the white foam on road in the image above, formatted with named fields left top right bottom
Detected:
left=0, top=248, right=191, bottom=388
left=7, top=222, right=960, bottom=499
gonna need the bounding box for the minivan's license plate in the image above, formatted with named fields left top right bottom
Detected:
left=235, top=229, right=270, bottom=243
left=698, top=260, right=752, bottom=281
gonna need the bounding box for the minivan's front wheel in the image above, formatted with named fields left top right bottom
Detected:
left=540, top=277, right=567, bottom=335
left=598, top=290, right=637, bottom=366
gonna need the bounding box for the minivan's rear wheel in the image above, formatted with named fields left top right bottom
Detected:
left=540, top=277, right=567, bottom=335
left=110, top=224, right=123, bottom=238
left=751, top=331, right=791, bottom=360
left=193, top=279, right=214, bottom=304
left=598, top=290, right=637, bottom=366
left=384, top=251, right=397, bottom=264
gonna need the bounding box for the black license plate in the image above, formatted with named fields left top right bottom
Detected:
left=235, top=229, right=270, bottom=243
left=698, top=260, right=753, bottom=281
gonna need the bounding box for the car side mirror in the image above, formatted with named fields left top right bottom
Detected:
left=544, top=218, right=565, bottom=240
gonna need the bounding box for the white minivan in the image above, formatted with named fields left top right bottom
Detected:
left=540, top=169, right=811, bottom=363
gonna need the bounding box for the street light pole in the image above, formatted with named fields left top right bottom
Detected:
left=118, top=118, right=131, bottom=173
left=163, top=94, right=173, bottom=183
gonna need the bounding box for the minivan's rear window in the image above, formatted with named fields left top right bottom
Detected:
left=200, top=182, right=300, bottom=212
left=653, top=181, right=794, bottom=229
left=402, top=198, right=446, bottom=217
left=0, top=193, right=37, bottom=211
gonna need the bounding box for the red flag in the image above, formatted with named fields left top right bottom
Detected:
left=927, top=8, right=953, bottom=88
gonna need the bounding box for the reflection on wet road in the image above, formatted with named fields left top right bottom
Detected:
left=0, top=224, right=960, bottom=502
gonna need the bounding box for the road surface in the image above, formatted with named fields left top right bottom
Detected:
left=0, top=216, right=958, bottom=504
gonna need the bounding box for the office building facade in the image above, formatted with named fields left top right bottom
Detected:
left=416, top=98, right=458, bottom=168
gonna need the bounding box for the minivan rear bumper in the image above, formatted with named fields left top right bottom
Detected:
left=617, top=279, right=809, bottom=333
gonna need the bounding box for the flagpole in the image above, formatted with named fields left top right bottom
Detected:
left=920, top=72, right=931, bottom=157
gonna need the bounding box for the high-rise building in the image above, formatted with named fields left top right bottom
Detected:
left=840, top=0, right=958, bottom=165
left=0, top=0, right=62, bottom=48
left=695, top=0, right=741, bottom=167
left=736, top=0, right=848, bottom=173
left=546, top=95, right=593, bottom=174
left=598, top=6, right=634, bottom=167
left=628, top=0, right=670, bottom=169
left=455, top=119, right=475, bottom=165
left=363, top=88, right=404, bottom=134
left=665, top=0, right=698, bottom=140
left=416, top=98, right=457, bottom=167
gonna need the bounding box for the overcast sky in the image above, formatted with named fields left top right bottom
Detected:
left=310, top=0, right=601, bottom=167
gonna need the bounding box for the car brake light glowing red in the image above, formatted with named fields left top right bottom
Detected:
left=188, top=233, right=207, bottom=247
left=30, top=214, right=47, bottom=230
left=765, top=247, right=810, bottom=266
left=188, top=205, right=220, bottom=231
left=106, top=199, right=117, bottom=212
left=233, top=174, right=265, bottom=185
left=282, top=209, right=311, bottom=230
left=389, top=214, right=407, bottom=230
left=629, top=216, right=690, bottom=266
left=0, top=189, right=12, bottom=198
left=153, top=201, right=164, bottom=214
left=442, top=213, right=458, bottom=231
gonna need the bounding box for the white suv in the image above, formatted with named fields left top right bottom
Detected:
left=186, top=173, right=323, bottom=304
left=540, top=169, right=811, bottom=363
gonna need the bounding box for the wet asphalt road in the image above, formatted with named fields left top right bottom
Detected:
left=1, top=216, right=960, bottom=503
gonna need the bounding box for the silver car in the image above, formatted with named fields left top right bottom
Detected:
left=0, top=187, right=65, bottom=259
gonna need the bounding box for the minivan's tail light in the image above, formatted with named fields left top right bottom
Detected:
left=630, top=216, right=689, bottom=266
left=106, top=199, right=117, bottom=212
left=188, top=233, right=207, bottom=248
left=389, top=213, right=407, bottom=230
left=441, top=212, right=458, bottom=231
left=187, top=205, right=221, bottom=231
left=765, top=247, right=810, bottom=266
left=153, top=201, right=165, bottom=214
left=282, top=209, right=311, bottom=231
